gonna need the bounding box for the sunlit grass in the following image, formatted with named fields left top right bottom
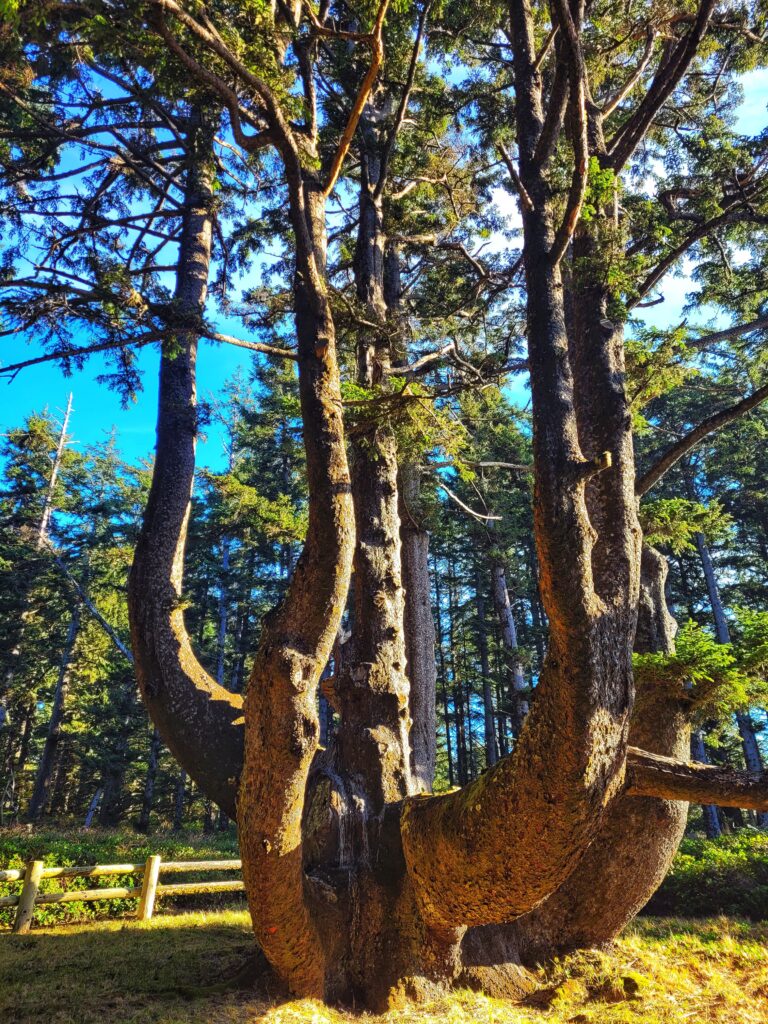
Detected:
left=1, top=912, right=767, bottom=1023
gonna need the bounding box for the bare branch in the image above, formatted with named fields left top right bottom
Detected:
left=437, top=482, right=502, bottom=521
left=384, top=342, right=455, bottom=377
left=497, top=144, right=534, bottom=213
left=636, top=381, right=768, bottom=495
left=323, top=0, right=391, bottom=197
left=687, top=314, right=768, bottom=351
left=601, top=28, right=656, bottom=117
left=549, top=0, right=589, bottom=267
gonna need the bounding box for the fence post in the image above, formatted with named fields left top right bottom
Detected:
left=13, top=860, right=44, bottom=934
left=138, top=855, right=161, bottom=921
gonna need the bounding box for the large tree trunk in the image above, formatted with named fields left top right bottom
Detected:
left=127, top=114, right=243, bottom=816
left=237, top=170, right=356, bottom=998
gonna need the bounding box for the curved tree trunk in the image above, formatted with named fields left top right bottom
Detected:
left=127, top=114, right=243, bottom=817
left=509, top=546, right=690, bottom=964
left=237, top=174, right=356, bottom=998
left=400, top=3, right=641, bottom=933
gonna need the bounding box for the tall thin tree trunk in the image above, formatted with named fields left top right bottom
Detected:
left=475, top=569, right=498, bottom=768
left=2, top=393, right=74, bottom=719
left=215, top=537, right=230, bottom=686
left=695, top=531, right=768, bottom=826
left=27, top=605, right=80, bottom=822
left=490, top=561, right=529, bottom=735
left=433, top=555, right=454, bottom=787
left=691, top=730, right=723, bottom=838
left=400, top=462, right=437, bottom=791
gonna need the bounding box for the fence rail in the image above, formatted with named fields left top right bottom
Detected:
left=0, top=856, right=244, bottom=933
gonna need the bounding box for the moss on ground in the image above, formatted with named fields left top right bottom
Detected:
left=1, top=912, right=767, bottom=1023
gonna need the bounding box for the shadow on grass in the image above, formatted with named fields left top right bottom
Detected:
left=0, top=910, right=268, bottom=1024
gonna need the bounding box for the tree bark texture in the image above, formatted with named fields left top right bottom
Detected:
left=128, top=115, right=244, bottom=816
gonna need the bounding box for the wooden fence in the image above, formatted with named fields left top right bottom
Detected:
left=0, top=857, right=244, bottom=934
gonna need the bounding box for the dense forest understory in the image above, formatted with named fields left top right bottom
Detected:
left=2, top=0, right=768, bottom=1014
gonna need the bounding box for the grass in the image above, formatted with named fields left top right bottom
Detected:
left=1, top=912, right=767, bottom=1024
left=0, top=827, right=243, bottom=928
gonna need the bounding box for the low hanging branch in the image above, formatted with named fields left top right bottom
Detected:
left=636, top=380, right=768, bottom=495
left=626, top=746, right=768, bottom=812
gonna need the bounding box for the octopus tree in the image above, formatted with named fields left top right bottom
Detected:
left=10, top=0, right=768, bottom=1011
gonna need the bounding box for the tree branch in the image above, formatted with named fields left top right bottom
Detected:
left=607, top=0, right=716, bottom=171
left=636, top=381, right=768, bottom=495
left=601, top=28, right=656, bottom=117
left=373, top=0, right=433, bottom=200
left=497, top=143, right=534, bottom=213
left=687, top=314, right=768, bottom=351
left=626, top=746, right=768, bottom=811
left=323, top=0, right=390, bottom=197
left=549, top=0, right=589, bottom=267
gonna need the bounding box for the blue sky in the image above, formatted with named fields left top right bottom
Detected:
left=3, top=69, right=768, bottom=471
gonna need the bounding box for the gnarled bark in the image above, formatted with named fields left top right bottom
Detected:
left=506, top=546, right=688, bottom=965
left=237, top=178, right=355, bottom=998
left=401, top=0, right=640, bottom=933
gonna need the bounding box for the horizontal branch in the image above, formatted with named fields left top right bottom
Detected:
left=0, top=329, right=296, bottom=380
left=626, top=746, right=768, bottom=811
left=636, top=380, right=768, bottom=495
left=384, top=342, right=455, bottom=376
left=687, top=314, right=768, bottom=351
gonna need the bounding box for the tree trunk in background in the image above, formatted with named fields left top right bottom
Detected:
left=475, top=570, right=498, bottom=768
left=27, top=606, right=80, bottom=822
left=127, top=113, right=244, bottom=817
left=695, top=531, right=768, bottom=827
left=2, top=393, right=74, bottom=725
left=490, top=561, right=529, bottom=736
left=691, top=730, right=723, bottom=838
left=173, top=768, right=187, bottom=831
left=138, top=726, right=161, bottom=833
left=83, top=787, right=102, bottom=828
left=401, top=463, right=437, bottom=791
left=433, top=558, right=454, bottom=787
left=216, top=537, right=230, bottom=686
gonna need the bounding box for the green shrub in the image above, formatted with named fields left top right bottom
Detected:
left=0, top=826, right=241, bottom=928
left=648, top=830, right=768, bottom=919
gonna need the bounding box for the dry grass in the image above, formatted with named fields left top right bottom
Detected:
left=1, top=910, right=767, bottom=1024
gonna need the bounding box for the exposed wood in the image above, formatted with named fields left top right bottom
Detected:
left=12, top=860, right=44, bottom=934
left=137, top=854, right=161, bottom=921
left=626, top=746, right=768, bottom=811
